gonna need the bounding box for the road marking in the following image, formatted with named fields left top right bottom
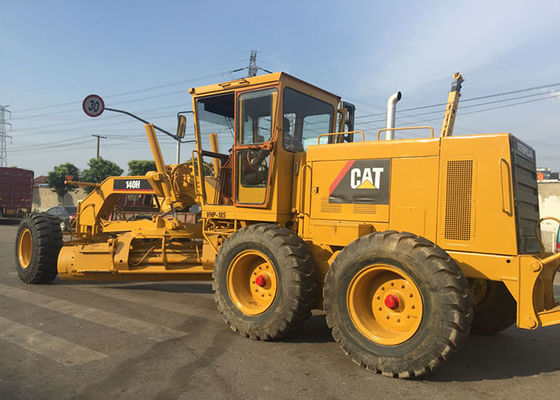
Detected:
left=0, top=315, right=107, bottom=367
left=76, top=286, right=220, bottom=323
left=0, top=284, right=187, bottom=342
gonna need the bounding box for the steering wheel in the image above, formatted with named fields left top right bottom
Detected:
left=245, top=149, right=268, bottom=173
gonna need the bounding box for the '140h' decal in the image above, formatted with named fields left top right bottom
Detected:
left=113, top=179, right=154, bottom=192
left=329, top=159, right=391, bottom=204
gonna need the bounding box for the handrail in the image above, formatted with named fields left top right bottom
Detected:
left=191, top=149, right=205, bottom=204
left=317, top=130, right=365, bottom=144
left=499, top=158, right=513, bottom=216
left=376, top=126, right=434, bottom=140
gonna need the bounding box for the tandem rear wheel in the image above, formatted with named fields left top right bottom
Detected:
left=213, top=224, right=319, bottom=340
left=324, top=231, right=473, bottom=378
left=470, top=279, right=516, bottom=334
left=15, top=213, right=63, bottom=284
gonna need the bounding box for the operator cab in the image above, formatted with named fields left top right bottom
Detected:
left=190, top=72, right=349, bottom=210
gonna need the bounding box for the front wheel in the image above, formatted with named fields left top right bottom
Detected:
left=213, top=224, right=319, bottom=340
left=15, top=213, right=63, bottom=283
left=324, top=231, right=473, bottom=378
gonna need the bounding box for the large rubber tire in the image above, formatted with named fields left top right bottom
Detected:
left=324, top=231, right=473, bottom=378
left=15, top=213, right=62, bottom=284
left=213, top=224, right=319, bottom=340
left=470, top=279, right=516, bottom=334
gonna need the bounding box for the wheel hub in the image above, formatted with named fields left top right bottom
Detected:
left=255, top=274, right=267, bottom=287
left=384, top=294, right=400, bottom=310
left=347, top=265, right=423, bottom=345
left=227, top=250, right=278, bottom=316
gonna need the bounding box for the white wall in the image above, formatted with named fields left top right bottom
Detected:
left=32, top=187, right=88, bottom=212
left=538, top=182, right=560, bottom=252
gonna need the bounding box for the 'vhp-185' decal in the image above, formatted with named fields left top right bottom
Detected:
left=329, top=159, right=390, bottom=204
left=113, top=179, right=154, bottom=192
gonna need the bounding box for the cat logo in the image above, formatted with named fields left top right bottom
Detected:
left=350, top=167, right=384, bottom=189
left=329, top=159, right=391, bottom=204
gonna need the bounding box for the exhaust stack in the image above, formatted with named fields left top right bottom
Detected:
left=385, top=91, right=402, bottom=140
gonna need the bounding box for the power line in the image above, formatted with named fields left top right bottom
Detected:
left=14, top=53, right=248, bottom=114
left=356, top=90, right=558, bottom=126
left=355, top=81, right=560, bottom=119
left=360, top=92, right=560, bottom=132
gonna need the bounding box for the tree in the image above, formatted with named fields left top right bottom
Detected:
left=47, top=163, right=80, bottom=201
left=81, top=158, right=123, bottom=193
left=128, top=160, right=157, bottom=176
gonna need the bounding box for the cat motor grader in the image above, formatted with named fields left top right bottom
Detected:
left=15, top=72, right=560, bottom=378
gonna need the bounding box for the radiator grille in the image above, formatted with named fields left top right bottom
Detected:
left=321, top=196, right=341, bottom=213
left=444, top=160, right=473, bottom=241
left=510, top=136, right=540, bottom=253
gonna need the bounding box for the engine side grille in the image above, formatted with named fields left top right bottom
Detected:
left=444, top=160, right=473, bottom=241
left=321, top=196, right=341, bottom=213
left=353, top=204, right=377, bottom=214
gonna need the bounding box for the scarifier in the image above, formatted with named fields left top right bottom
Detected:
left=15, top=72, right=560, bottom=378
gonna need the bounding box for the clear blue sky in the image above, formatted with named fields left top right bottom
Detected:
left=1, top=0, right=559, bottom=175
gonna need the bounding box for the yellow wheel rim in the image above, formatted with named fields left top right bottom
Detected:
left=227, top=250, right=278, bottom=316
left=470, top=278, right=488, bottom=306
left=347, top=264, right=423, bottom=345
left=18, top=228, right=33, bottom=269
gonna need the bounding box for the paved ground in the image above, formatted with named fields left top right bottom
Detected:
left=0, top=222, right=559, bottom=399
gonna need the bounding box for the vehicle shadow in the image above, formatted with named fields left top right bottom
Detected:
left=0, top=218, right=21, bottom=225
left=428, top=325, right=560, bottom=381
left=286, top=313, right=560, bottom=379
left=58, top=280, right=214, bottom=294
left=284, top=313, right=335, bottom=344
left=57, top=279, right=560, bottom=379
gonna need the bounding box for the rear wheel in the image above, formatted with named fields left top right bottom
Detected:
left=470, top=279, right=516, bottom=334
left=324, top=231, right=473, bottom=378
left=15, top=213, right=62, bottom=283
left=213, top=224, right=319, bottom=340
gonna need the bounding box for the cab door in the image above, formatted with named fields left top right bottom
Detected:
left=234, top=87, right=278, bottom=207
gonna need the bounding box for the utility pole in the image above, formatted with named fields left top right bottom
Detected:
left=233, top=50, right=272, bottom=78
left=248, top=50, right=258, bottom=77
left=92, top=134, right=107, bottom=159
left=0, top=105, right=12, bottom=168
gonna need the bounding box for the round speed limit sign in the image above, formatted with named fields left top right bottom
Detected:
left=82, top=94, right=105, bottom=117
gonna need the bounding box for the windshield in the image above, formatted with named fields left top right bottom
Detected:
left=196, top=93, right=235, bottom=153
left=283, top=87, right=334, bottom=152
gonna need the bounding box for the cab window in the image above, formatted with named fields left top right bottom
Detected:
left=283, top=88, right=334, bottom=152
left=238, top=89, right=276, bottom=145
left=236, top=88, right=277, bottom=204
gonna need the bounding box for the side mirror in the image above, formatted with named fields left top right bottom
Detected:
left=176, top=115, right=187, bottom=139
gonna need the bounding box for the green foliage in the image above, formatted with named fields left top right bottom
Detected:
left=47, top=163, right=80, bottom=200
left=81, top=158, right=124, bottom=193
left=128, top=160, right=157, bottom=176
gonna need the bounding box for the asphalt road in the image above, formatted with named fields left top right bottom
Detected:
left=1, top=223, right=559, bottom=400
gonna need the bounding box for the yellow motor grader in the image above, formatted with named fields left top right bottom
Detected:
left=15, top=72, right=560, bottom=378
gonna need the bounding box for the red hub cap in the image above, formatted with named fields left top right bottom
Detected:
left=384, top=294, right=399, bottom=310
left=255, top=275, right=267, bottom=287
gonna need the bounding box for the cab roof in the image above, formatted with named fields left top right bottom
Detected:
left=189, top=72, right=341, bottom=103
